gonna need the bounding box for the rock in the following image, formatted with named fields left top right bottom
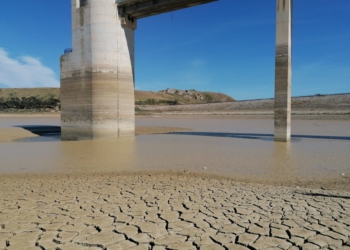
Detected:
left=165, top=88, right=177, bottom=94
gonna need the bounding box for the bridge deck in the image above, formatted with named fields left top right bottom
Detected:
left=117, top=0, right=217, bottom=19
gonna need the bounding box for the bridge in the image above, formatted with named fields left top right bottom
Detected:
left=117, top=0, right=217, bottom=19
left=60, top=0, right=292, bottom=141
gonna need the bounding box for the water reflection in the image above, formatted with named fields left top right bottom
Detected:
left=272, top=141, right=295, bottom=178
left=0, top=117, right=349, bottom=188
left=57, top=137, right=136, bottom=173
left=0, top=137, right=136, bottom=173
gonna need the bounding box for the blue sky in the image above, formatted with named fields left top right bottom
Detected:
left=0, top=0, right=349, bottom=100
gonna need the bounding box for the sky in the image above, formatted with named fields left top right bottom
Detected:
left=0, top=0, right=349, bottom=100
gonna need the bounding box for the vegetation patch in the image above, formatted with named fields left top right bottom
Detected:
left=0, top=88, right=60, bottom=113
left=135, top=99, right=179, bottom=105
left=0, top=87, right=235, bottom=113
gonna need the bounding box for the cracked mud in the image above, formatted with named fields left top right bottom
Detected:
left=1, top=173, right=350, bottom=250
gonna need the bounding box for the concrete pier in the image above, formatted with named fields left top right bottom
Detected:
left=60, top=0, right=136, bottom=140
left=274, top=0, right=292, bottom=142
left=60, top=0, right=215, bottom=141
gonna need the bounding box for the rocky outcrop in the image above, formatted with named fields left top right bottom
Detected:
left=160, top=88, right=203, bottom=100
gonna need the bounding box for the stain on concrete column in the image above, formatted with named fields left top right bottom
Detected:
left=60, top=0, right=136, bottom=140
left=274, top=0, right=292, bottom=142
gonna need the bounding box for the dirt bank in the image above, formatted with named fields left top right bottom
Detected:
left=137, top=94, right=350, bottom=120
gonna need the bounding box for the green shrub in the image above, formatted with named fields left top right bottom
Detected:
left=0, top=95, right=60, bottom=110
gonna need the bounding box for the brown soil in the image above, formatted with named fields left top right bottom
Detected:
left=137, top=94, right=350, bottom=120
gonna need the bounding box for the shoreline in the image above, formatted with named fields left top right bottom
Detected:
left=138, top=112, right=350, bottom=121
left=1, top=169, right=350, bottom=192
left=1, top=111, right=349, bottom=120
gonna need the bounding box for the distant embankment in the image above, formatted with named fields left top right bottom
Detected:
left=136, top=93, right=350, bottom=120
left=1, top=88, right=349, bottom=120
left=0, top=87, right=235, bottom=113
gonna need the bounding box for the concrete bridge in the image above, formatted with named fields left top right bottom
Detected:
left=61, top=0, right=292, bottom=141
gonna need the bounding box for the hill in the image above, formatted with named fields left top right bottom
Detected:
left=0, top=88, right=60, bottom=112
left=0, top=88, right=234, bottom=113
left=135, top=88, right=235, bottom=105
left=0, top=88, right=60, bottom=99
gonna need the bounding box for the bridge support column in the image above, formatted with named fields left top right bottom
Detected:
left=274, top=0, right=292, bottom=142
left=60, top=0, right=136, bottom=140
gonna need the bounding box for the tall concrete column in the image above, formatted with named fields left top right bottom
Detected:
left=274, top=0, right=292, bottom=142
left=60, top=0, right=136, bottom=140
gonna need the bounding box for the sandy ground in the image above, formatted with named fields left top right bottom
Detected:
left=0, top=128, right=38, bottom=142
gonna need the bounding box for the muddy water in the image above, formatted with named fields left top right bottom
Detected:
left=0, top=116, right=349, bottom=189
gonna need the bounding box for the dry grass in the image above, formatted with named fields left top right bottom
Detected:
left=0, top=88, right=60, bottom=99
left=135, top=90, right=235, bottom=105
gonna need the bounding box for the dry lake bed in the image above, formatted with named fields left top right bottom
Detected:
left=0, top=115, right=350, bottom=249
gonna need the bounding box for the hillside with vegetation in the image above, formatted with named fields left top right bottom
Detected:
left=2, top=88, right=347, bottom=120
left=0, top=88, right=234, bottom=113
left=0, top=88, right=60, bottom=112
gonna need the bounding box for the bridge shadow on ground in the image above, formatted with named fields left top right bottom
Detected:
left=168, top=132, right=350, bottom=141
left=296, top=191, right=350, bottom=199
left=14, top=125, right=350, bottom=142
left=16, top=125, right=61, bottom=136
left=15, top=125, right=61, bottom=142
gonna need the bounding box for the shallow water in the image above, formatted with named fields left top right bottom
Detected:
left=0, top=116, right=349, bottom=188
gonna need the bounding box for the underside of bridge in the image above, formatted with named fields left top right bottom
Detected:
left=117, top=0, right=217, bottom=19
left=60, top=0, right=292, bottom=141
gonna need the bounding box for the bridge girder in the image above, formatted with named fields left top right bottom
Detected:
left=117, top=0, right=218, bottom=19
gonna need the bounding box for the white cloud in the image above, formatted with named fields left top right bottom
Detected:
left=0, top=48, right=59, bottom=88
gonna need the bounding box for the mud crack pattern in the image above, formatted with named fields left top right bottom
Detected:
left=1, top=173, right=350, bottom=250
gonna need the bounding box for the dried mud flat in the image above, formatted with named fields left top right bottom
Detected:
left=1, top=173, right=350, bottom=250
